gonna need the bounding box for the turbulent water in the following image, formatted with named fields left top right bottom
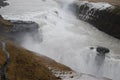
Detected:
left=1, top=0, right=120, bottom=80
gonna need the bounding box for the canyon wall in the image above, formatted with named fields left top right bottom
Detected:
left=74, top=1, right=120, bottom=39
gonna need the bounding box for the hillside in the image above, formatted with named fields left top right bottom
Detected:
left=0, top=41, right=58, bottom=80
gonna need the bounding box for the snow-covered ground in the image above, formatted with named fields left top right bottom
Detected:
left=1, top=0, right=120, bottom=80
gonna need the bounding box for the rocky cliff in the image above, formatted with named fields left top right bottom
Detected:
left=74, top=0, right=120, bottom=39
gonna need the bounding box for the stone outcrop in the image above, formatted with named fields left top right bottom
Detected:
left=0, top=18, right=41, bottom=43
left=96, top=46, right=110, bottom=55
left=74, top=0, right=120, bottom=39
left=9, top=20, right=39, bottom=33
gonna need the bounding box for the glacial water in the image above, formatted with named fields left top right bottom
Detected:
left=1, top=0, right=120, bottom=80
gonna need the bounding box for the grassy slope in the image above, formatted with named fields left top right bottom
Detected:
left=0, top=41, right=58, bottom=80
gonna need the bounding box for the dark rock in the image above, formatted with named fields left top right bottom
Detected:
left=42, top=0, right=46, bottom=2
left=96, top=46, right=110, bottom=56
left=70, top=76, right=74, bottom=78
left=0, top=20, right=42, bottom=44
left=56, top=76, right=61, bottom=80
left=54, top=11, right=59, bottom=15
left=9, top=20, right=39, bottom=33
left=0, top=0, right=9, bottom=8
left=7, top=20, right=42, bottom=43
left=0, top=15, right=3, bottom=18
left=74, top=2, right=120, bottom=39
left=88, top=9, right=120, bottom=39
left=90, top=47, right=94, bottom=50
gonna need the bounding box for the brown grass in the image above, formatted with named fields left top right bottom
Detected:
left=0, top=18, right=13, bottom=27
left=0, top=40, right=72, bottom=80
left=0, top=41, right=58, bottom=80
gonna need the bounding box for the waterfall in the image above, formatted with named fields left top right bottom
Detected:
left=1, top=0, right=120, bottom=80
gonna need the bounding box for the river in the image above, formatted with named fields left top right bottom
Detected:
left=0, top=0, right=120, bottom=80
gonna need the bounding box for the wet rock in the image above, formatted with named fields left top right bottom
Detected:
left=0, top=19, right=42, bottom=43
left=9, top=20, right=39, bottom=33
left=90, top=47, right=94, bottom=50
left=96, top=46, right=110, bottom=55
left=7, top=20, right=41, bottom=43
left=74, top=1, right=120, bottom=39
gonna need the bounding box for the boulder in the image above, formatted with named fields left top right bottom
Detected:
left=96, top=46, right=110, bottom=55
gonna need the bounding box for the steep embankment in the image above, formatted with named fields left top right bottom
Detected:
left=74, top=0, right=120, bottom=39
left=0, top=41, right=59, bottom=80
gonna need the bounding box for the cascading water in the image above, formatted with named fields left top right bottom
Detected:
left=1, top=0, right=120, bottom=80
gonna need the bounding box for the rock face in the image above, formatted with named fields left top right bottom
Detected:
left=74, top=1, right=120, bottom=39
left=0, top=19, right=39, bottom=34
left=0, top=19, right=41, bottom=43
left=0, top=18, right=13, bottom=33
left=9, top=20, right=39, bottom=33
left=0, top=0, right=9, bottom=8
left=96, top=46, right=110, bottom=55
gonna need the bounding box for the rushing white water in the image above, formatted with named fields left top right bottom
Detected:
left=1, top=0, right=120, bottom=80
